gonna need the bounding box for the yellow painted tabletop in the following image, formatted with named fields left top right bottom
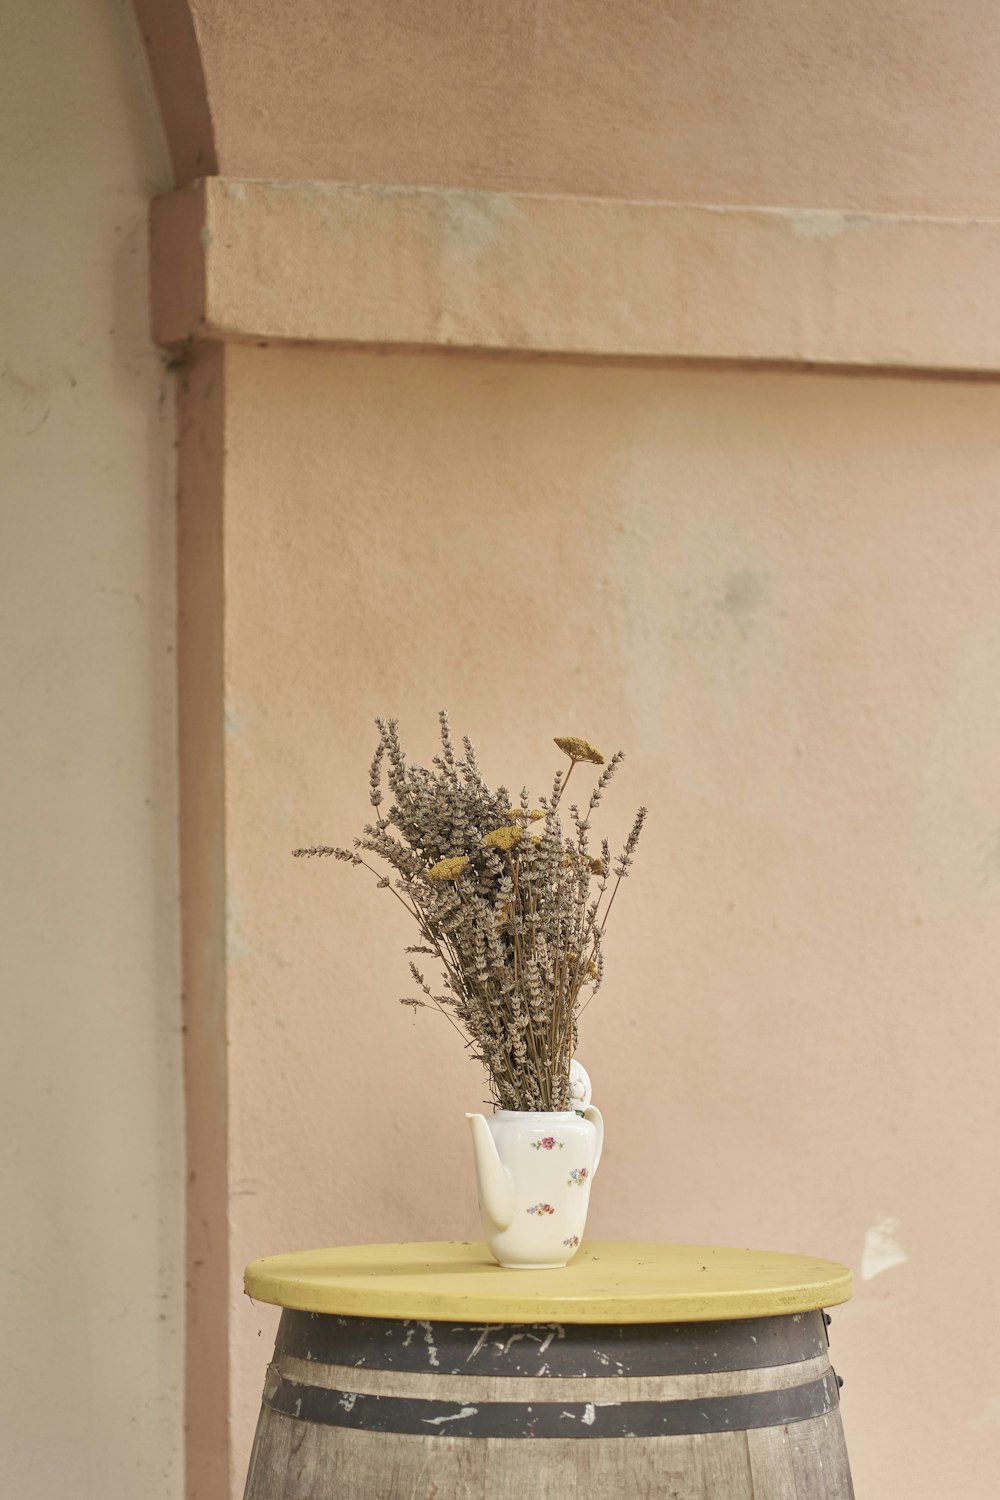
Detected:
left=244, top=1241, right=852, bottom=1324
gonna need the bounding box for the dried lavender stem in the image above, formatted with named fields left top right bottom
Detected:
left=296, top=717, right=644, bottom=1109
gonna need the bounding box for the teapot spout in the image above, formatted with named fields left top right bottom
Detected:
left=465, top=1114, right=515, bottom=1231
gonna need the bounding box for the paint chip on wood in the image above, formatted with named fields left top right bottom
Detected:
left=421, top=1406, right=478, bottom=1426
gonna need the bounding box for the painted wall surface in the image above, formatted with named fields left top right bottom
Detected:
left=0, top=3, right=182, bottom=1497
left=222, top=345, right=1000, bottom=1498
left=130, top=4, right=1000, bottom=1496
left=179, top=0, right=1000, bottom=213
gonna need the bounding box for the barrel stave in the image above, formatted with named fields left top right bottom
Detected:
left=785, top=1412, right=856, bottom=1500
left=245, top=1415, right=486, bottom=1500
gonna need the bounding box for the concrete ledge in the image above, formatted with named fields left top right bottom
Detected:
left=152, top=178, right=1000, bottom=371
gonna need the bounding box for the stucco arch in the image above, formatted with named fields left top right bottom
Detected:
left=133, top=0, right=216, bottom=182
left=141, top=0, right=1000, bottom=212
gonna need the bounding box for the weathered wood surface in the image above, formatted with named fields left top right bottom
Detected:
left=243, top=1311, right=854, bottom=1499
left=245, top=1414, right=853, bottom=1499
left=269, top=1347, right=834, bottom=1403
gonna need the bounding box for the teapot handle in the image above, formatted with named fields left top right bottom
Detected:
left=583, top=1105, right=604, bottom=1175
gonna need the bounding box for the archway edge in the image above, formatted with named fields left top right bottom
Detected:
left=133, top=0, right=216, bottom=183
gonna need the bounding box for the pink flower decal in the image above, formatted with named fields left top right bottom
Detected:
left=527, top=1202, right=556, bottom=1216
left=567, top=1167, right=589, bottom=1187
left=531, top=1136, right=564, bottom=1151
left=563, top=1235, right=580, bottom=1248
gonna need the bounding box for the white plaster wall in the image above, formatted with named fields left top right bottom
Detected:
left=0, top=2, right=182, bottom=1495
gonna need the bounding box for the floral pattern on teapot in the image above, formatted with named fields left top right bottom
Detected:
left=531, top=1137, right=564, bottom=1151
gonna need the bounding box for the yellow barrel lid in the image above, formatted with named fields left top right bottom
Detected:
left=244, top=1240, right=853, bottom=1324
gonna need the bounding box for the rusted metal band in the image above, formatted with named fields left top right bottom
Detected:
left=262, top=1367, right=840, bottom=1438
left=275, top=1308, right=828, bottom=1378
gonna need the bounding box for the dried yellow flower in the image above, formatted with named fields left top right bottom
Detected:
left=565, top=951, right=597, bottom=979
left=426, top=855, right=470, bottom=881
left=483, top=825, right=522, bottom=851
left=507, top=807, right=546, bottom=822
left=561, top=850, right=603, bottom=874
left=554, top=736, right=605, bottom=766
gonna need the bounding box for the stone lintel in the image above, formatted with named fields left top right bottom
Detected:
left=152, top=178, right=1000, bottom=372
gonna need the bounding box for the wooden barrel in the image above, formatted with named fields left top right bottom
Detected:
left=243, top=1241, right=854, bottom=1500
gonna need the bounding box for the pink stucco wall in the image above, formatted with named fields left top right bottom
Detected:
left=132, top=3, right=1000, bottom=1496
left=221, top=347, right=1000, bottom=1497
left=177, top=0, right=1000, bottom=214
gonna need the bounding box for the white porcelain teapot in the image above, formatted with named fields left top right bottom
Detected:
left=466, top=1062, right=604, bottom=1269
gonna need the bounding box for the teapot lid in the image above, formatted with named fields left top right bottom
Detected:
left=569, top=1058, right=592, bottom=1113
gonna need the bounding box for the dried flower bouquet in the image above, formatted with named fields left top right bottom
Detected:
left=295, top=713, right=645, bottom=1112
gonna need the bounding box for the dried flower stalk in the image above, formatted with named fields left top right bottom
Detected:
left=294, top=712, right=646, bottom=1111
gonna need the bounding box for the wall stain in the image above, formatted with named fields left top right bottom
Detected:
left=715, top=567, right=770, bottom=638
